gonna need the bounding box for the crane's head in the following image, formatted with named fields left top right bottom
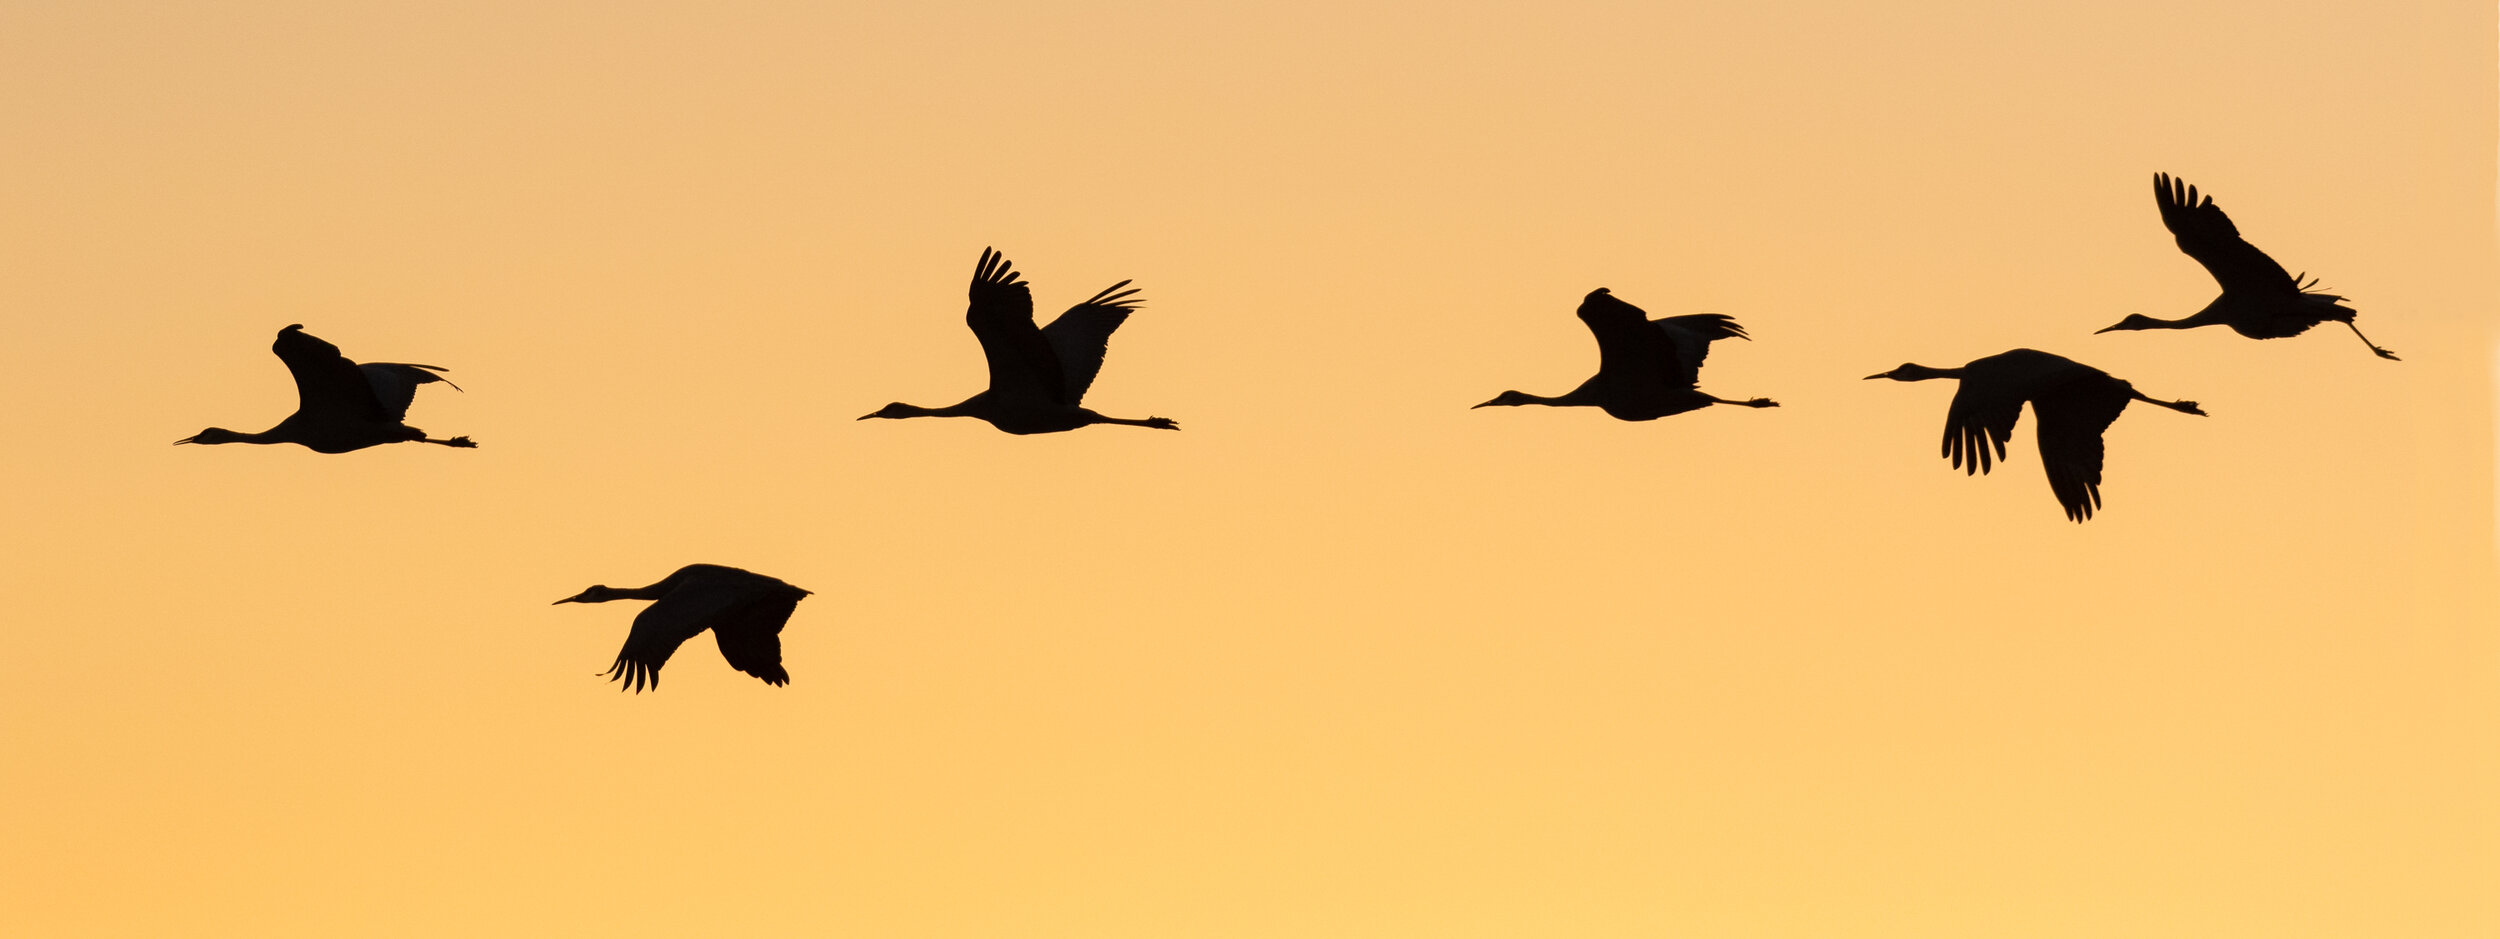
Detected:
left=174, top=427, right=245, bottom=445
left=552, top=585, right=626, bottom=605
left=2095, top=314, right=2162, bottom=334
left=1863, top=363, right=1951, bottom=382
left=859, top=401, right=940, bottom=421
left=1472, top=391, right=1534, bottom=409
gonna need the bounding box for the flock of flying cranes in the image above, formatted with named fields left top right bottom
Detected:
left=176, top=173, right=2396, bottom=692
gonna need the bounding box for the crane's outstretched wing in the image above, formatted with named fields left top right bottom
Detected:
left=272, top=325, right=388, bottom=423
left=1941, top=379, right=2023, bottom=476
left=359, top=363, right=459, bottom=422
left=965, top=248, right=1070, bottom=405
left=1041, top=280, right=1144, bottom=404
left=605, top=581, right=746, bottom=693
left=2153, top=173, right=2296, bottom=295
left=710, top=585, right=808, bottom=687
left=1652, top=314, right=1750, bottom=387
left=2029, top=375, right=2132, bottom=522
left=1577, top=289, right=1684, bottom=409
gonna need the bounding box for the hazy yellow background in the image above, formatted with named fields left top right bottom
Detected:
left=2, top=1, right=2492, bottom=935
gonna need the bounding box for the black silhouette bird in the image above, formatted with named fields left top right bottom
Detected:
left=176, top=324, right=476, bottom=452
left=861, top=248, right=1179, bottom=434
left=2099, top=173, right=2396, bottom=360
left=1865, top=349, right=2206, bottom=522
left=1474, top=288, right=1777, bottom=419
left=553, top=564, right=812, bottom=693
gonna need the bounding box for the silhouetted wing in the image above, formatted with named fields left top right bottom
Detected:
left=359, top=363, right=457, bottom=422
left=271, top=325, right=388, bottom=422
left=2030, top=375, right=2131, bottom=522
left=1653, top=314, right=1749, bottom=387
left=1941, top=380, right=2022, bottom=476
left=1041, top=280, right=1143, bottom=404
left=710, top=586, right=807, bottom=687
left=606, top=581, right=746, bottom=693
left=965, top=248, right=1071, bottom=405
left=1577, top=290, right=1683, bottom=407
left=2153, top=173, right=2296, bottom=295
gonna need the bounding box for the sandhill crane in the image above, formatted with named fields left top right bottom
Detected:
left=1474, top=288, right=1778, bottom=420
left=1865, top=349, right=2206, bottom=522
left=176, top=324, right=476, bottom=452
left=2099, top=173, right=2397, bottom=360
left=860, top=248, right=1179, bottom=434
left=553, top=564, right=812, bottom=693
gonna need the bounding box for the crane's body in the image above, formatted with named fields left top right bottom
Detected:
left=1476, top=288, right=1777, bottom=420
left=554, top=564, right=812, bottom=693
left=1866, top=348, right=2206, bottom=522
left=863, top=248, right=1179, bottom=434
left=178, top=324, right=475, bottom=452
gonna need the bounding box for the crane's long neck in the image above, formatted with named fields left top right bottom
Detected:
left=1870, top=364, right=1965, bottom=382
left=2103, top=300, right=2228, bottom=333
left=861, top=400, right=979, bottom=420
left=1513, top=391, right=1590, bottom=406
left=557, top=579, right=676, bottom=604
left=175, top=426, right=291, bottom=446
left=1476, top=379, right=1603, bottom=409
left=610, top=581, right=676, bottom=600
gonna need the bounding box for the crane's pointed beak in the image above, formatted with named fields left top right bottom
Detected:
left=2092, top=323, right=2123, bottom=334
left=173, top=435, right=201, bottom=445
left=1862, top=372, right=1889, bottom=380
left=552, top=592, right=590, bottom=605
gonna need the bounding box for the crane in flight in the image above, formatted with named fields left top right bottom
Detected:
left=553, top=564, right=812, bottom=693
left=2099, top=173, right=2396, bottom=360
left=1475, top=288, right=1777, bottom=420
left=861, top=248, right=1180, bottom=434
left=177, top=324, right=476, bottom=452
left=1865, top=349, right=2205, bottom=522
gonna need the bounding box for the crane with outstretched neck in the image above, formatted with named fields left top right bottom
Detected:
left=862, top=248, right=1179, bottom=434
left=177, top=324, right=476, bottom=453
left=553, top=564, right=812, bottom=693
left=1865, top=349, right=2205, bottom=522
left=1475, top=288, right=1777, bottom=420
left=2099, top=173, right=2396, bottom=360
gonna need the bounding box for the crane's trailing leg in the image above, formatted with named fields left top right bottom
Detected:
left=2126, top=390, right=2207, bottom=416
left=1095, top=415, right=1180, bottom=430
left=1705, top=395, right=1780, bottom=408
left=421, top=435, right=479, bottom=448
left=2343, top=322, right=2399, bottom=361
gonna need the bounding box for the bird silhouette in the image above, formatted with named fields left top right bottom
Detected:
left=1865, top=349, right=2206, bottom=522
left=861, top=248, right=1179, bottom=434
left=176, top=324, right=476, bottom=453
left=1474, top=288, right=1778, bottom=419
left=553, top=564, right=812, bottom=693
left=2099, top=173, right=2396, bottom=360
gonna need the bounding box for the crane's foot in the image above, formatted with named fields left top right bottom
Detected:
left=1742, top=398, right=1780, bottom=408
left=2345, top=321, right=2399, bottom=361
left=1142, top=417, right=1180, bottom=430
left=431, top=436, right=479, bottom=448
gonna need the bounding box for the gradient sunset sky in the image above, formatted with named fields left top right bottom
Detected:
left=3, top=1, right=2494, bottom=935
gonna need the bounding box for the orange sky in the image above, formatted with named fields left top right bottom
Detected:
left=2, top=1, right=2493, bottom=936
